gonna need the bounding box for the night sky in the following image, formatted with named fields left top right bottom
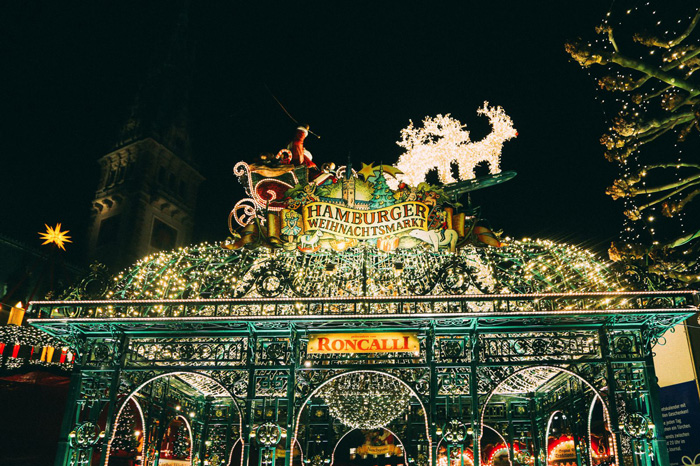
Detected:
left=1, top=1, right=620, bottom=265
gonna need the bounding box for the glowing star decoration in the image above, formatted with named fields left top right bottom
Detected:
left=390, top=102, right=517, bottom=188
left=39, top=223, right=72, bottom=251
left=359, top=162, right=403, bottom=181
left=358, top=162, right=378, bottom=181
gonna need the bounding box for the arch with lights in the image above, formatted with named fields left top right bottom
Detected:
left=27, top=120, right=698, bottom=466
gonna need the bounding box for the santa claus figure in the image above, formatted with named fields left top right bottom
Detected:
left=285, top=125, right=317, bottom=169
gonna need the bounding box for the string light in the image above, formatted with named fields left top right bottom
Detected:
left=43, top=236, right=645, bottom=319
left=565, top=4, right=700, bottom=284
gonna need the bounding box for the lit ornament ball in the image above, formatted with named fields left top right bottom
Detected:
left=317, top=372, right=412, bottom=430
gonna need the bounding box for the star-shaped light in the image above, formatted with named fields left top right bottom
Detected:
left=39, top=223, right=72, bottom=251
left=357, top=162, right=377, bottom=180
left=358, top=162, right=403, bottom=180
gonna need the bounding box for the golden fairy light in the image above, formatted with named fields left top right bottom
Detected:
left=39, top=223, right=72, bottom=251
left=83, top=236, right=625, bottom=320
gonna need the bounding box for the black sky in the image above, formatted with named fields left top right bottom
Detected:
left=1, top=1, right=620, bottom=263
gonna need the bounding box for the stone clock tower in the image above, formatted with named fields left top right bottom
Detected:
left=87, top=1, right=204, bottom=271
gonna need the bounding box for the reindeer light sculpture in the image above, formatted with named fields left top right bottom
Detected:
left=391, top=102, right=517, bottom=188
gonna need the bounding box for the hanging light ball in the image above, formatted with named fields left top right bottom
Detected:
left=317, top=372, right=412, bottom=429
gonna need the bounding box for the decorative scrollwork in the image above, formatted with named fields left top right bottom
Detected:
left=612, top=333, right=638, bottom=355
left=256, top=370, right=289, bottom=398
left=437, top=336, right=470, bottom=362
left=442, top=420, right=467, bottom=444
left=92, top=341, right=112, bottom=361
left=204, top=370, right=250, bottom=399
left=613, top=364, right=647, bottom=393
left=622, top=412, right=652, bottom=439
left=437, top=367, right=470, bottom=396
left=58, top=263, right=111, bottom=302
left=254, top=266, right=287, bottom=297
left=480, top=332, right=600, bottom=361
left=230, top=198, right=260, bottom=229
left=256, top=338, right=290, bottom=365
left=69, top=421, right=104, bottom=449
left=256, top=422, right=282, bottom=447
left=438, top=262, right=474, bottom=294
left=382, top=368, right=430, bottom=397
left=127, top=338, right=247, bottom=367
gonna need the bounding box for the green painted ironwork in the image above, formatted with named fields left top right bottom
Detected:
left=25, top=242, right=699, bottom=466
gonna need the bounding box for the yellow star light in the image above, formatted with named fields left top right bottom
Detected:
left=357, top=162, right=403, bottom=180
left=39, top=223, right=72, bottom=251
left=357, top=162, right=377, bottom=180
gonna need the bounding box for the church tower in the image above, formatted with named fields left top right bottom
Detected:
left=87, top=1, right=204, bottom=271
left=342, top=158, right=356, bottom=208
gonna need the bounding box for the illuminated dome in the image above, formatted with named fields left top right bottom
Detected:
left=73, top=238, right=625, bottom=319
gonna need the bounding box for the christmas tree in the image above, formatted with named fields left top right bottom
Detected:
left=173, top=422, right=191, bottom=459
left=111, top=401, right=140, bottom=454
left=369, top=168, right=395, bottom=209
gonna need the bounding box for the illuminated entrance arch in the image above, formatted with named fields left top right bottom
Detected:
left=28, top=120, right=697, bottom=466
left=480, top=425, right=511, bottom=466
left=294, top=370, right=432, bottom=466
left=28, top=250, right=693, bottom=466
left=479, top=366, right=618, bottom=466
left=587, top=395, right=615, bottom=466
left=105, top=371, right=242, bottom=466
left=544, top=410, right=564, bottom=465
left=106, top=396, right=146, bottom=465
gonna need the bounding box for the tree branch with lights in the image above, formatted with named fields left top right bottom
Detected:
left=566, top=5, right=700, bottom=284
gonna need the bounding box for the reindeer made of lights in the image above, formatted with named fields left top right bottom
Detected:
left=392, top=102, right=517, bottom=188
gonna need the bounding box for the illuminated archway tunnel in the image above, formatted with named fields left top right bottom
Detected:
left=105, top=371, right=242, bottom=466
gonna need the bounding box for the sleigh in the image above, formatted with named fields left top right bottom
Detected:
left=230, top=160, right=309, bottom=228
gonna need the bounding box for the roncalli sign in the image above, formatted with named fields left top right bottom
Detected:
left=307, top=332, right=420, bottom=354
left=302, top=202, right=429, bottom=239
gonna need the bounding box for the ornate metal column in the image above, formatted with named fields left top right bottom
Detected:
left=197, top=401, right=212, bottom=465
left=529, top=396, right=543, bottom=466
left=283, top=326, right=299, bottom=466
left=54, top=362, right=87, bottom=466
left=54, top=333, right=128, bottom=466
left=469, top=327, right=480, bottom=466
left=599, top=326, right=623, bottom=466
left=428, top=325, right=438, bottom=466
left=242, top=328, right=258, bottom=466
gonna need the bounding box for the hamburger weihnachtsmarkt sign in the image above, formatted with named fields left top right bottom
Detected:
left=226, top=102, right=517, bottom=254
left=301, top=201, right=429, bottom=239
